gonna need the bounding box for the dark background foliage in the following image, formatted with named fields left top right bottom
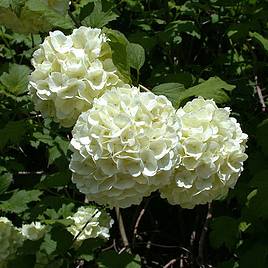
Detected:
left=0, top=0, right=268, bottom=267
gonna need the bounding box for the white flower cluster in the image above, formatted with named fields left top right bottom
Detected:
left=67, top=206, right=113, bottom=240
left=70, top=85, right=181, bottom=208
left=160, top=97, right=248, bottom=208
left=20, top=222, right=47, bottom=241
left=29, top=26, right=124, bottom=127
left=0, top=217, right=24, bottom=264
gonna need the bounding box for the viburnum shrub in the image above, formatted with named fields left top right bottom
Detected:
left=28, top=26, right=248, bottom=209
left=4, top=1, right=267, bottom=266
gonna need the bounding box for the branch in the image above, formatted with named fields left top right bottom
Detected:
left=139, top=84, right=151, bottom=92
left=255, top=76, right=266, bottom=112
left=197, top=203, right=212, bottom=267
left=163, top=259, right=177, bottom=268
left=115, top=207, right=130, bottom=251
left=132, top=197, right=151, bottom=248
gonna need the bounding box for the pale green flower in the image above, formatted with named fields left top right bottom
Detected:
left=0, top=217, right=24, bottom=265
left=160, top=97, right=248, bottom=208
left=20, top=222, right=47, bottom=241
left=69, top=85, right=181, bottom=208
left=67, top=206, right=113, bottom=241
left=29, top=26, right=124, bottom=127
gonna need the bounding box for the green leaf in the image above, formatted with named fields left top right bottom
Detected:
left=217, top=260, right=239, bottom=268
left=152, top=83, right=185, bottom=106
left=0, top=64, right=30, bottom=95
left=238, top=243, right=268, bottom=268
left=7, top=254, right=36, bottom=268
left=50, top=226, right=73, bottom=254
left=82, top=0, right=118, bottom=28
left=245, top=170, right=268, bottom=219
left=0, top=189, right=42, bottom=213
left=0, top=0, right=73, bottom=34
left=210, top=216, right=239, bottom=249
left=250, top=32, right=268, bottom=54
left=40, top=233, right=57, bottom=255
left=256, top=119, right=268, bottom=156
left=37, top=171, right=71, bottom=189
left=126, top=43, right=145, bottom=71
left=104, top=29, right=131, bottom=83
left=0, top=172, right=12, bottom=194
left=97, top=251, right=141, bottom=268
left=0, top=120, right=27, bottom=150
left=76, top=238, right=105, bottom=255
left=33, top=132, right=54, bottom=146
left=177, top=77, right=235, bottom=106
left=160, top=20, right=200, bottom=44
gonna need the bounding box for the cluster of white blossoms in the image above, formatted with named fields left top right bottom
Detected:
left=20, top=222, right=47, bottom=241
left=29, top=27, right=248, bottom=209
left=67, top=206, right=113, bottom=240
left=70, top=85, right=181, bottom=208
left=29, top=26, right=124, bottom=127
left=160, top=97, right=248, bottom=208
left=0, top=217, right=24, bottom=265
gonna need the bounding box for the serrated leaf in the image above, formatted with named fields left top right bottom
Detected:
left=0, top=0, right=73, bottom=34
left=7, top=254, right=36, bottom=268
left=77, top=238, right=105, bottom=255
left=43, top=219, right=73, bottom=226
left=104, top=29, right=131, bottom=83
left=40, top=234, right=57, bottom=255
left=126, top=43, right=145, bottom=71
left=210, top=216, right=239, bottom=249
left=177, top=77, right=235, bottom=106
left=256, top=119, right=268, bottom=156
left=0, top=64, right=30, bottom=95
left=0, top=120, right=27, bottom=150
left=0, top=189, right=42, bottom=213
left=97, top=251, right=141, bottom=268
left=239, top=243, right=268, bottom=268
left=250, top=32, right=268, bottom=54
left=82, top=0, right=118, bottom=28
left=33, top=132, right=54, bottom=146
left=245, top=170, right=268, bottom=219
left=0, top=172, right=12, bottom=194
left=51, top=226, right=73, bottom=254
left=37, top=171, right=71, bottom=189
left=160, top=20, right=200, bottom=44
left=152, top=83, right=185, bottom=106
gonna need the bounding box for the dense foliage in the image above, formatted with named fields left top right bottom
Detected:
left=0, top=0, right=268, bottom=267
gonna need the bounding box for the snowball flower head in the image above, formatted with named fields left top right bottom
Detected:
left=70, top=85, right=181, bottom=208
left=160, top=97, right=248, bottom=208
left=29, top=26, right=124, bottom=127
left=0, top=217, right=24, bottom=264
left=20, top=222, right=47, bottom=241
left=67, top=206, right=113, bottom=240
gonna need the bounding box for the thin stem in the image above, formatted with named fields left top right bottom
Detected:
left=136, top=69, right=140, bottom=85
left=163, top=259, right=177, bottom=268
left=139, top=84, right=151, bottom=92
left=115, top=207, right=130, bottom=251
left=255, top=75, right=266, bottom=112
left=197, top=203, right=212, bottom=266
left=132, top=197, right=151, bottom=248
